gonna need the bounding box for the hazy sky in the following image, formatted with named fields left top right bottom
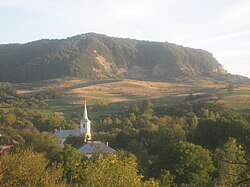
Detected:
left=0, top=0, right=250, bottom=77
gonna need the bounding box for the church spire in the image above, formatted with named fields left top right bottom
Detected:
left=83, top=100, right=89, bottom=120
left=80, top=100, right=91, bottom=141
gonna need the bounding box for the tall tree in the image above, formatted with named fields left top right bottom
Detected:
left=83, top=151, right=142, bottom=187
left=0, top=149, right=66, bottom=187
left=160, top=141, right=215, bottom=186
left=216, top=138, right=249, bottom=186
left=59, top=144, right=87, bottom=184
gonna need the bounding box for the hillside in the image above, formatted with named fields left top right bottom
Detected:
left=15, top=77, right=250, bottom=117
left=0, top=33, right=237, bottom=83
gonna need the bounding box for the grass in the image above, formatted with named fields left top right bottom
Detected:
left=15, top=77, right=250, bottom=117
left=213, top=88, right=250, bottom=112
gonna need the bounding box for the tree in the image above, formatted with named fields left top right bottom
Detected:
left=30, top=131, right=61, bottom=160
left=59, top=144, right=87, bottom=184
left=83, top=151, right=142, bottom=187
left=64, top=135, right=84, bottom=148
left=113, top=117, right=122, bottom=125
left=4, top=112, right=16, bottom=126
left=191, top=118, right=250, bottom=151
left=0, top=148, right=66, bottom=187
left=191, top=120, right=228, bottom=149
left=102, top=117, right=113, bottom=126
left=142, top=178, right=160, bottom=187
left=185, top=113, right=198, bottom=129
left=160, top=170, right=176, bottom=187
left=142, top=100, right=154, bottom=112
left=215, top=138, right=249, bottom=186
left=114, top=131, right=132, bottom=149
left=160, top=141, right=215, bottom=186
left=128, top=104, right=140, bottom=114
left=128, top=112, right=137, bottom=122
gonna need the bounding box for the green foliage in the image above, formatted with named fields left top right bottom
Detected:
left=141, top=100, right=154, bottom=112
left=1, top=93, right=250, bottom=186
left=159, top=141, right=215, bottom=186
left=114, top=130, right=133, bottom=149
left=0, top=148, right=66, bottom=187
left=191, top=118, right=250, bottom=151
left=59, top=144, right=87, bottom=184
left=0, top=82, right=16, bottom=98
left=36, top=116, right=68, bottom=132
left=0, top=33, right=229, bottom=83
left=142, top=178, right=160, bottom=187
left=64, top=135, right=85, bottom=148
left=34, top=91, right=64, bottom=100
left=83, top=151, right=142, bottom=187
left=0, top=82, right=49, bottom=109
left=128, top=104, right=140, bottom=114
left=30, top=131, right=61, bottom=160
left=160, top=170, right=176, bottom=187
left=215, top=138, right=249, bottom=186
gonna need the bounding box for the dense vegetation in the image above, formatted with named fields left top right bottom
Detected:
left=0, top=82, right=63, bottom=109
left=0, top=33, right=241, bottom=83
left=0, top=81, right=249, bottom=186
left=90, top=100, right=250, bottom=185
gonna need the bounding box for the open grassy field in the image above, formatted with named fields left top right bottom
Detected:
left=15, top=77, right=250, bottom=117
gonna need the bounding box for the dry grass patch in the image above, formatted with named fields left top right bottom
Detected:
left=16, top=78, right=234, bottom=105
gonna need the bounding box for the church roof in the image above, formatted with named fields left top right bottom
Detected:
left=54, top=130, right=81, bottom=139
left=78, top=141, right=116, bottom=155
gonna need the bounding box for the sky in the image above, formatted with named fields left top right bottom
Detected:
left=0, top=0, right=250, bottom=77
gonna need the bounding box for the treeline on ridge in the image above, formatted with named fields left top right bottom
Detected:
left=0, top=33, right=235, bottom=83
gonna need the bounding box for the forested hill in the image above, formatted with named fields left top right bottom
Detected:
left=0, top=33, right=237, bottom=83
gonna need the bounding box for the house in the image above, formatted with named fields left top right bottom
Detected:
left=78, top=141, right=116, bottom=158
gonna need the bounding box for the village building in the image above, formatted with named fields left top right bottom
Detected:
left=78, top=141, right=116, bottom=158
left=54, top=101, right=115, bottom=157
left=54, top=101, right=91, bottom=147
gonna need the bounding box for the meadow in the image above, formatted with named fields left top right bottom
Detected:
left=15, top=77, right=250, bottom=118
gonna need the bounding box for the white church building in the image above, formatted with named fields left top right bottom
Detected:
left=54, top=101, right=91, bottom=146
left=54, top=101, right=115, bottom=157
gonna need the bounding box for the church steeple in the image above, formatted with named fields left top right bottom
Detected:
left=83, top=100, right=89, bottom=120
left=80, top=100, right=91, bottom=141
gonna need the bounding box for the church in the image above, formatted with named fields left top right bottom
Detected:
left=54, top=101, right=115, bottom=157
left=54, top=101, right=91, bottom=146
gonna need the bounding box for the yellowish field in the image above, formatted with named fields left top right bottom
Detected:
left=16, top=78, right=224, bottom=103
left=16, top=78, right=250, bottom=113
left=14, top=78, right=250, bottom=120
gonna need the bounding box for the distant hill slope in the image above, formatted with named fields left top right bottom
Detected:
left=0, top=33, right=245, bottom=83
